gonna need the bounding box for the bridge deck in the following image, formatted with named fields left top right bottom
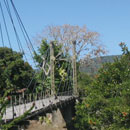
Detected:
left=3, top=95, right=74, bottom=121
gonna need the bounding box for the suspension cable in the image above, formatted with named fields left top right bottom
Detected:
left=3, top=0, right=28, bottom=61
left=10, top=0, right=38, bottom=67
left=10, top=0, right=36, bottom=54
left=0, top=22, right=4, bottom=47
left=0, top=1, right=12, bottom=48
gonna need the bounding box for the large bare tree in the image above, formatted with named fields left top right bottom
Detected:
left=35, top=24, right=106, bottom=62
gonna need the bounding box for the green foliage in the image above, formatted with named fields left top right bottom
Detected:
left=78, top=72, right=93, bottom=96
left=42, top=116, right=52, bottom=125
left=0, top=47, right=34, bottom=95
left=75, top=43, right=130, bottom=130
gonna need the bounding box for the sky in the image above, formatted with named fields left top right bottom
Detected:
left=1, top=0, right=130, bottom=56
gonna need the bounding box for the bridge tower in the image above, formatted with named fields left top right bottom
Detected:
left=72, top=41, right=78, bottom=96
left=49, top=40, right=78, bottom=96
left=50, top=41, right=55, bottom=96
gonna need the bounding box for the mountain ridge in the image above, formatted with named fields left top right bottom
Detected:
left=79, top=55, right=121, bottom=74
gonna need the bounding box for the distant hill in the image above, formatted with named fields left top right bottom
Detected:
left=79, top=55, right=121, bottom=75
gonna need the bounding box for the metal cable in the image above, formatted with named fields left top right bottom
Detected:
left=3, top=0, right=28, bottom=61
left=0, top=22, right=4, bottom=47
left=10, top=0, right=36, bottom=56
left=0, top=1, right=12, bottom=48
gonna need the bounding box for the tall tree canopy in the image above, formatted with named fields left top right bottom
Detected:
left=35, top=24, right=106, bottom=61
left=0, top=47, right=34, bottom=95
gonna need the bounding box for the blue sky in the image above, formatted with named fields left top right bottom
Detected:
left=1, top=0, right=130, bottom=56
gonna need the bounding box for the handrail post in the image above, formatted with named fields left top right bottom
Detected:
left=72, top=41, right=78, bottom=96
left=12, top=96, right=15, bottom=119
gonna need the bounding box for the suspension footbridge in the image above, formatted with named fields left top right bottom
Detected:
left=3, top=91, right=75, bottom=121
left=0, top=0, right=79, bottom=125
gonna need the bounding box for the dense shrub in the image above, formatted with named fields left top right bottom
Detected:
left=0, top=47, right=34, bottom=95
left=75, top=43, right=130, bottom=130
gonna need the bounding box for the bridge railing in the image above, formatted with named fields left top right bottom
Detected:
left=3, top=90, right=74, bottom=122
left=6, top=90, right=73, bottom=108
left=57, top=90, right=73, bottom=96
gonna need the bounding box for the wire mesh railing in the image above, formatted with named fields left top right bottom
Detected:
left=2, top=90, right=74, bottom=122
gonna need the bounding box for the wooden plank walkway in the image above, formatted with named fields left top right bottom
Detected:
left=3, top=95, right=74, bottom=121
